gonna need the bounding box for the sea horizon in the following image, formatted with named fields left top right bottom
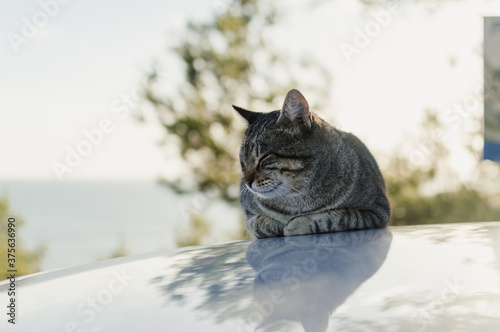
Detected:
left=0, top=179, right=184, bottom=271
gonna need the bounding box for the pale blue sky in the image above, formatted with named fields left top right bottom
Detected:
left=0, top=0, right=208, bottom=180
left=1, top=0, right=500, bottom=181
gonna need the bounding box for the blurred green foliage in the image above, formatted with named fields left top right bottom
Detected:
left=143, top=0, right=330, bottom=204
left=142, top=0, right=500, bottom=243
left=106, top=239, right=129, bottom=259
left=385, top=110, right=500, bottom=225
left=0, top=197, right=44, bottom=280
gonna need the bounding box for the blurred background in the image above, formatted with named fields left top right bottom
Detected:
left=1, top=0, right=500, bottom=279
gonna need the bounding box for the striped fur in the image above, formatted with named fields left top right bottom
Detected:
left=235, top=89, right=390, bottom=238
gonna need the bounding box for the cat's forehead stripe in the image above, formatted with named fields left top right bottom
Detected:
left=245, top=111, right=279, bottom=147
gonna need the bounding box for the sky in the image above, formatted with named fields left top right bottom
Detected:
left=1, top=0, right=500, bottom=181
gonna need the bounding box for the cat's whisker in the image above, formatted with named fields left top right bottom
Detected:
left=274, top=188, right=287, bottom=200
left=238, top=183, right=248, bottom=196
left=278, top=182, right=306, bottom=199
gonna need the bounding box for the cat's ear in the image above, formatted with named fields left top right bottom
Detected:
left=278, top=89, right=312, bottom=129
left=233, top=105, right=261, bottom=125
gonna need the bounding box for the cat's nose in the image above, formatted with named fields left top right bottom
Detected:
left=244, top=173, right=254, bottom=187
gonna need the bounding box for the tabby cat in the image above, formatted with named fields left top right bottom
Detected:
left=233, top=89, right=390, bottom=238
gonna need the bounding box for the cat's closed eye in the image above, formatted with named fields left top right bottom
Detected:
left=259, top=155, right=307, bottom=173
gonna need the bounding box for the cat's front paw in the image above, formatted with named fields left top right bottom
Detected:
left=249, top=215, right=284, bottom=238
left=284, top=216, right=312, bottom=236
